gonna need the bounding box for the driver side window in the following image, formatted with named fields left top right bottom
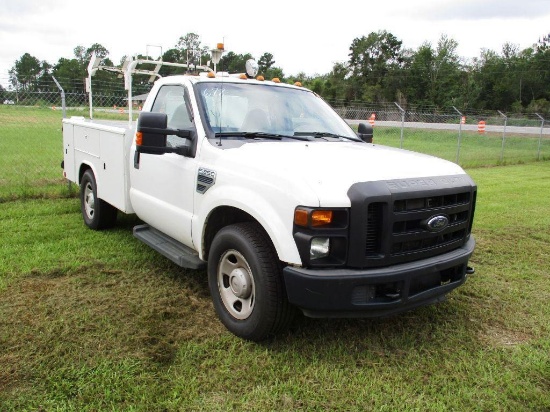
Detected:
left=151, top=85, right=194, bottom=147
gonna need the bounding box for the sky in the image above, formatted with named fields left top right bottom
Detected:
left=1, top=0, right=549, bottom=86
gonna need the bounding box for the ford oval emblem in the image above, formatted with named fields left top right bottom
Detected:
left=426, top=215, right=449, bottom=232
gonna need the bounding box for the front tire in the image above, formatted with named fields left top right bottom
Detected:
left=208, top=222, right=294, bottom=341
left=80, top=169, right=117, bottom=230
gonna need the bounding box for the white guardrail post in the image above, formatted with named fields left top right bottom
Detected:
left=498, top=110, right=508, bottom=162
left=394, top=102, right=405, bottom=149
left=453, top=106, right=463, bottom=164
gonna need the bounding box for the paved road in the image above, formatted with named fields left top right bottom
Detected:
left=346, top=120, right=550, bottom=136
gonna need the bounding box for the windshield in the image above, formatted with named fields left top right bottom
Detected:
left=195, top=82, right=359, bottom=141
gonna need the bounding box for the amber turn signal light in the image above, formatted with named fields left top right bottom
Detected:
left=294, top=209, right=309, bottom=227
left=311, top=210, right=333, bottom=226
left=294, top=208, right=334, bottom=227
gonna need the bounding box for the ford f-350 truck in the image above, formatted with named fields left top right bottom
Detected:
left=62, top=52, right=476, bottom=341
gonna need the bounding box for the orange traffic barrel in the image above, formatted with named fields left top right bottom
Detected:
left=478, top=120, right=486, bottom=134
left=369, top=113, right=376, bottom=126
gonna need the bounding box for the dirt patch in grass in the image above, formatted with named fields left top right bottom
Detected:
left=482, top=324, right=533, bottom=347
left=0, top=262, right=224, bottom=394
left=30, top=178, right=67, bottom=187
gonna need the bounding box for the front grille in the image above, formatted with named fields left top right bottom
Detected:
left=390, top=193, right=471, bottom=255
left=394, top=192, right=471, bottom=212
left=365, top=203, right=383, bottom=257
left=347, top=176, right=477, bottom=268
left=392, top=229, right=466, bottom=254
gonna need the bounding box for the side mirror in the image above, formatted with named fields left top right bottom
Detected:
left=357, top=122, right=373, bottom=143
left=136, top=112, right=192, bottom=156
left=137, top=112, right=167, bottom=152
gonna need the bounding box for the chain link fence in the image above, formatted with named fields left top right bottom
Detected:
left=336, top=102, right=549, bottom=167
left=1, top=74, right=549, bottom=201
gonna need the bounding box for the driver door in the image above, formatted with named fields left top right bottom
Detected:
left=130, top=84, right=197, bottom=248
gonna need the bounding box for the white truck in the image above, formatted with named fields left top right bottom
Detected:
left=62, top=52, right=477, bottom=341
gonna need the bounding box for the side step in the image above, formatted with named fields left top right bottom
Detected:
left=133, top=224, right=206, bottom=270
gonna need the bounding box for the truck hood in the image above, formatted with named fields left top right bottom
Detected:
left=224, top=141, right=467, bottom=206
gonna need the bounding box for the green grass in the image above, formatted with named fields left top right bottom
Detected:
left=0, top=106, right=65, bottom=200
left=372, top=126, right=550, bottom=168
left=1, top=163, right=549, bottom=410
left=0, top=106, right=134, bottom=201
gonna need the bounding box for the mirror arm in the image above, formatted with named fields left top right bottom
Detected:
left=136, top=144, right=191, bottom=157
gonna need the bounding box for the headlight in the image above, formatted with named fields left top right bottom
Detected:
left=293, top=207, right=349, bottom=267
left=310, top=237, right=330, bottom=260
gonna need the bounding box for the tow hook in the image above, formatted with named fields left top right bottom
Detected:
left=466, top=266, right=475, bottom=275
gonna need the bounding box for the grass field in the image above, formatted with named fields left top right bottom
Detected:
left=0, top=106, right=131, bottom=200
left=373, top=126, right=550, bottom=168
left=1, top=105, right=549, bottom=410
left=0, top=163, right=549, bottom=410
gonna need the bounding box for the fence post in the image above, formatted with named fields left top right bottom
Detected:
left=535, top=113, right=545, bottom=161
left=51, top=76, right=66, bottom=118
left=452, top=106, right=463, bottom=163
left=498, top=110, right=507, bottom=162
left=394, top=102, right=405, bottom=149
left=52, top=75, right=71, bottom=192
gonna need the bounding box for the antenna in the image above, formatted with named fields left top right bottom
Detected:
left=218, top=82, right=223, bottom=147
left=217, top=38, right=226, bottom=147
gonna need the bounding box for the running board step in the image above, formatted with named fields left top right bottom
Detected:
left=133, top=224, right=206, bottom=270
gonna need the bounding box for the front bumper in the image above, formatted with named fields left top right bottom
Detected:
left=283, top=237, right=475, bottom=318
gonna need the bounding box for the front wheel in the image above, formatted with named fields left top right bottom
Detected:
left=208, top=222, right=294, bottom=341
left=80, top=169, right=117, bottom=230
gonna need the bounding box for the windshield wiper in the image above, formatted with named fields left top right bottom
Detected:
left=215, top=131, right=283, bottom=140
left=293, top=131, right=362, bottom=142
left=215, top=131, right=311, bottom=141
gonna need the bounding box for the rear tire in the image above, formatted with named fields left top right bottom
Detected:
left=80, top=169, right=117, bottom=230
left=208, top=222, right=294, bottom=341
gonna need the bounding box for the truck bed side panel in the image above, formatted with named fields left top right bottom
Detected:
left=62, top=123, right=76, bottom=182
left=74, top=125, right=100, bottom=157
left=97, top=128, right=127, bottom=211
left=63, top=118, right=134, bottom=213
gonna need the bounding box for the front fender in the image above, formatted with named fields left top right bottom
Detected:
left=193, top=183, right=317, bottom=265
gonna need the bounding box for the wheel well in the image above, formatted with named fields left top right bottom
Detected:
left=78, top=164, right=92, bottom=185
left=203, top=206, right=270, bottom=260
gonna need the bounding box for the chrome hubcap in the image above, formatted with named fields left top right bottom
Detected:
left=217, top=250, right=255, bottom=320
left=84, top=183, right=95, bottom=220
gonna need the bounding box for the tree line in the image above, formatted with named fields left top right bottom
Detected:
left=3, top=31, right=550, bottom=114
